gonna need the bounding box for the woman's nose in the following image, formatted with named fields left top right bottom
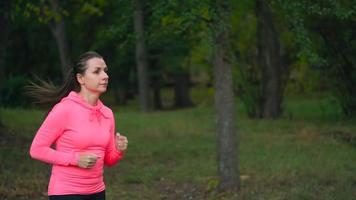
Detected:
left=102, top=71, right=109, bottom=80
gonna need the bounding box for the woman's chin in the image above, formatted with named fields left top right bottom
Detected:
left=95, top=88, right=107, bottom=94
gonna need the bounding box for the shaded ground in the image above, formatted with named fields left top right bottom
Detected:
left=328, top=131, right=356, bottom=147
left=1, top=103, right=356, bottom=200
left=155, top=181, right=207, bottom=200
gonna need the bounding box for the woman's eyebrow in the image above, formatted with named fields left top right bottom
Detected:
left=94, top=66, right=108, bottom=70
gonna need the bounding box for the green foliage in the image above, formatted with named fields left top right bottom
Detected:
left=21, top=0, right=69, bottom=24
left=2, top=0, right=356, bottom=118
left=147, top=0, right=211, bottom=77
left=284, top=59, right=324, bottom=95
left=79, top=1, right=105, bottom=17
left=0, top=75, right=29, bottom=107
left=272, top=0, right=356, bottom=117
left=276, top=0, right=355, bottom=58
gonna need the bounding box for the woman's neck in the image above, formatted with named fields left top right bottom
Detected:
left=78, top=90, right=100, bottom=106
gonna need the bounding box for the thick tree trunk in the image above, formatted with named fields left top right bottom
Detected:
left=256, top=0, right=284, bottom=119
left=173, top=72, right=194, bottom=108
left=211, top=0, right=239, bottom=192
left=133, top=0, right=151, bottom=112
left=49, top=0, right=71, bottom=78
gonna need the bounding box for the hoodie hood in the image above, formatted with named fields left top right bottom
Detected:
left=61, top=91, right=111, bottom=122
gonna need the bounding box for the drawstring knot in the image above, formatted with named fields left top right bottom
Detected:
left=89, top=109, right=103, bottom=123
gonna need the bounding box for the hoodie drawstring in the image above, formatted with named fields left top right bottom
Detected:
left=89, top=109, right=103, bottom=123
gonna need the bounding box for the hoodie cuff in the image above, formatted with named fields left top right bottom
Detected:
left=69, top=152, right=79, bottom=166
left=117, top=150, right=124, bottom=157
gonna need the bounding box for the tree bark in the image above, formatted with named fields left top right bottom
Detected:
left=211, top=0, right=239, bottom=192
left=49, top=0, right=72, bottom=78
left=256, top=0, right=284, bottom=119
left=133, top=0, right=151, bottom=112
left=173, top=72, right=194, bottom=108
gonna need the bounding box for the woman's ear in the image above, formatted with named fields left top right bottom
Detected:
left=76, top=73, right=84, bottom=85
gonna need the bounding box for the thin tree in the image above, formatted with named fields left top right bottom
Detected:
left=211, top=0, right=239, bottom=192
left=0, top=0, right=11, bottom=128
left=49, top=0, right=72, bottom=77
left=133, top=0, right=151, bottom=112
left=173, top=67, right=194, bottom=108
left=0, top=0, right=11, bottom=104
left=24, top=0, right=72, bottom=78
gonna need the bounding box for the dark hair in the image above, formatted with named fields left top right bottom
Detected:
left=26, top=51, right=103, bottom=108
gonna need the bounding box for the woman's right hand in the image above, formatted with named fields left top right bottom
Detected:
left=77, top=153, right=100, bottom=169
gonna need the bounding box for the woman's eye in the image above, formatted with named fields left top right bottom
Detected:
left=94, top=70, right=100, bottom=74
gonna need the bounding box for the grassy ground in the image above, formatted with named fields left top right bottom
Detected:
left=0, top=89, right=355, bottom=200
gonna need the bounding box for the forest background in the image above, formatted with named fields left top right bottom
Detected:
left=0, top=0, right=355, bottom=199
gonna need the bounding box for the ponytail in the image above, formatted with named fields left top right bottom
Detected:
left=26, top=68, right=79, bottom=108
left=26, top=51, right=103, bottom=109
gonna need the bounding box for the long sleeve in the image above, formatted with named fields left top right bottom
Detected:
left=29, top=104, right=78, bottom=166
left=104, top=115, right=124, bottom=166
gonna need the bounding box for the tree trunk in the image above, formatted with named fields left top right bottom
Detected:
left=152, top=76, right=162, bottom=110
left=211, top=0, right=239, bottom=192
left=0, top=0, right=11, bottom=106
left=173, top=72, right=194, bottom=108
left=256, top=0, right=284, bottom=119
left=49, top=0, right=71, bottom=78
left=133, top=0, right=151, bottom=112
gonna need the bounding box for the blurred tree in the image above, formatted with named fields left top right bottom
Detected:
left=0, top=0, right=12, bottom=126
left=210, top=0, right=239, bottom=192
left=155, top=0, right=240, bottom=190
left=231, top=0, right=290, bottom=119
left=0, top=0, right=11, bottom=104
left=173, top=64, right=194, bottom=108
left=147, top=0, right=212, bottom=108
left=24, top=0, right=72, bottom=78
left=274, top=0, right=356, bottom=117
left=133, top=0, right=151, bottom=112
left=48, top=0, right=71, bottom=77
left=66, top=0, right=136, bottom=105
left=315, top=17, right=356, bottom=117
left=148, top=46, right=164, bottom=109
left=143, top=0, right=240, bottom=190
left=0, top=0, right=60, bottom=107
left=231, top=0, right=261, bottom=118
left=256, top=0, right=285, bottom=118
left=163, top=21, right=196, bottom=108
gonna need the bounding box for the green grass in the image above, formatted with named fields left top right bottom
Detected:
left=1, top=91, right=356, bottom=200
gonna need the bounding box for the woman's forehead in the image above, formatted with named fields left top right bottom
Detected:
left=86, top=58, right=107, bottom=68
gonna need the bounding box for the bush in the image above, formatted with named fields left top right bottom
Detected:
left=0, top=75, right=30, bottom=107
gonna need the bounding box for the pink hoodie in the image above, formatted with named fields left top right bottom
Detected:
left=30, top=91, right=124, bottom=195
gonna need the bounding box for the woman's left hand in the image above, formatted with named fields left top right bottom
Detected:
left=116, top=132, right=128, bottom=151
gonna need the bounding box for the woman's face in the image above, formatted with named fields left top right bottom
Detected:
left=77, top=57, right=109, bottom=94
